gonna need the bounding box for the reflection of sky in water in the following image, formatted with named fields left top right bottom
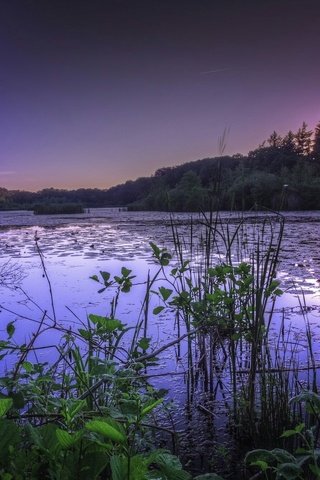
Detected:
left=0, top=248, right=183, bottom=376
left=1, top=209, right=320, bottom=351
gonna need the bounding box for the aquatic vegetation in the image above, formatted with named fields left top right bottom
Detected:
left=245, top=391, right=320, bottom=479
left=0, top=211, right=319, bottom=478
left=33, top=203, right=84, bottom=215
left=0, top=296, right=191, bottom=479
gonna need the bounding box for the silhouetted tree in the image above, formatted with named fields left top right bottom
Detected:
left=267, top=131, right=282, bottom=148
left=312, top=121, right=320, bottom=159
left=295, top=122, right=313, bottom=156
left=281, top=130, right=296, bottom=154
left=168, top=171, right=208, bottom=211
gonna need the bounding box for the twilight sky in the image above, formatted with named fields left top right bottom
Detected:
left=1, top=0, right=320, bottom=191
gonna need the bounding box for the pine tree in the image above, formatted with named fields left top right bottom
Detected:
left=282, top=130, right=296, bottom=154
left=295, top=122, right=313, bottom=156
left=312, top=121, right=320, bottom=159
left=267, top=131, right=282, bottom=148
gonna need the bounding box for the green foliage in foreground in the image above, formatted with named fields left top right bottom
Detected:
left=0, top=400, right=190, bottom=479
left=0, top=247, right=214, bottom=479
left=245, top=391, right=320, bottom=479
left=0, top=320, right=193, bottom=479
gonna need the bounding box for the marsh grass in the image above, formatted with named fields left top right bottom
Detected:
left=162, top=210, right=318, bottom=453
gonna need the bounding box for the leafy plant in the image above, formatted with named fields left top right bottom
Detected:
left=245, top=391, right=320, bottom=479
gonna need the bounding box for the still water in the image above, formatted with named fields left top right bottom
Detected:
left=1, top=208, right=319, bottom=320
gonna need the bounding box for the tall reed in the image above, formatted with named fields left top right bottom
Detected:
left=165, top=210, right=315, bottom=449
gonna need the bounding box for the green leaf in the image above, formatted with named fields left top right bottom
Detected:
left=100, top=271, right=111, bottom=283
left=78, top=328, right=92, bottom=340
left=276, top=462, right=302, bottom=479
left=111, top=454, right=149, bottom=480
left=11, top=391, right=25, bottom=409
left=153, top=306, right=165, bottom=315
left=88, top=315, right=123, bottom=333
left=250, top=460, right=269, bottom=471
left=159, top=287, right=173, bottom=302
left=121, top=267, right=132, bottom=277
left=290, top=391, right=320, bottom=410
left=79, top=446, right=110, bottom=479
left=121, top=280, right=133, bottom=293
left=295, top=454, right=312, bottom=467
left=1, top=473, right=13, bottom=480
left=274, top=288, right=283, bottom=296
left=0, top=340, right=9, bottom=350
left=160, top=252, right=171, bottom=266
left=119, top=398, right=139, bottom=417
left=245, top=449, right=277, bottom=467
left=56, top=429, right=81, bottom=449
left=25, top=423, right=43, bottom=449
left=309, top=463, right=320, bottom=476
left=110, top=455, right=127, bottom=480
left=6, top=322, right=15, bottom=339
left=138, top=337, right=151, bottom=350
left=141, top=398, right=163, bottom=417
left=88, top=314, right=106, bottom=325
left=281, top=429, right=300, bottom=438
left=90, top=275, right=99, bottom=282
left=150, top=242, right=161, bottom=257
left=22, top=361, right=33, bottom=373
left=149, top=452, right=191, bottom=480
left=85, top=419, right=125, bottom=443
left=0, top=398, right=13, bottom=417
left=231, top=333, right=241, bottom=341
left=36, top=424, right=60, bottom=453
left=207, top=268, right=216, bottom=277
left=294, top=423, right=305, bottom=433
left=0, top=419, right=21, bottom=457
left=69, top=399, right=87, bottom=419
left=271, top=449, right=296, bottom=464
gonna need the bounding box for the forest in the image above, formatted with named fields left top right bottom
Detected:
left=1, top=121, right=320, bottom=212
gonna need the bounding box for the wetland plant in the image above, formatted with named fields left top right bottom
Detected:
left=245, top=391, right=320, bottom=479
left=33, top=203, right=84, bottom=215
left=149, top=211, right=317, bottom=452
left=0, top=211, right=318, bottom=478
left=0, top=286, right=192, bottom=479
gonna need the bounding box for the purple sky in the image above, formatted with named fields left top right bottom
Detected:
left=1, top=0, right=319, bottom=191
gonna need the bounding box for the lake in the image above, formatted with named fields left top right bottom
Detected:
left=1, top=208, right=320, bottom=475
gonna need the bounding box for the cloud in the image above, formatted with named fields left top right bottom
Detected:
left=199, top=68, right=229, bottom=75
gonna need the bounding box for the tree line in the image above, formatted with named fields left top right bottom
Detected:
left=1, top=121, right=320, bottom=212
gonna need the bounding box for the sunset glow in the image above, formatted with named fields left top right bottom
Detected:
left=1, top=0, right=319, bottom=191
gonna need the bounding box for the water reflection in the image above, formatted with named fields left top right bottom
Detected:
left=1, top=209, right=320, bottom=372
